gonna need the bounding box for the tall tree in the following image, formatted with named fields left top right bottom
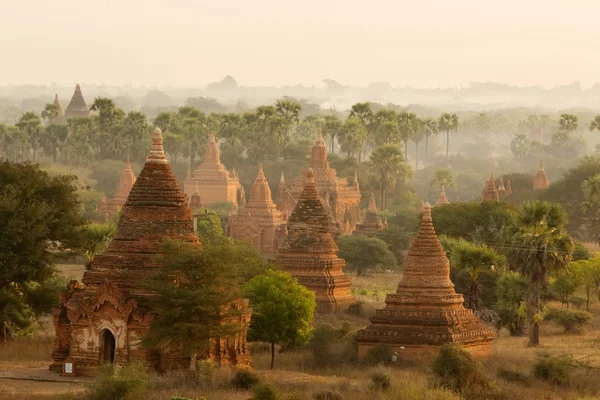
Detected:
left=589, top=115, right=600, bottom=134
left=506, top=200, right=574, bottom=346
left=16, top=112, right=43, bottom=162
left=438, top=113, right=459, bottom=160
left=178, top=106, right=206, bottom=167
left=397, top=111, right=418, bottom=160
left=41, top=103, right=59, bottom=124
left=321, top=115, right=342, bottom=154
left=122, top=111, right=149, bottom=161
left=369, top=144, right=407, bottom=211
left=41, top=124, right=68, bottom=162
left=430, top=168, right=456, bottom=190
left=243, top=270, right=315, bottom=369
left=419, top=118, right=438, bottom=167
left=339, top=117, right=368, bottom=160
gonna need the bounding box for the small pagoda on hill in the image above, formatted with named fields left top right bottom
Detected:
left=184, top=133, right=245, bottom=209
left=50, top=128, right=250, bottom=376
left=284, top=132, right=361, bottom=233
left=229, top=165, right=286, bottom=256
left=482, top=173, right=499, bottom=201
left=65, top=84, right=90, bottom=120
left=278, top=168, right=354, bottom=312
left=435, top=185, right=450, bottom=206
left=98, top=157, right=136, bottom=217
left=533, top=160, right=549, bottom=190
left=356, top=203, right=495, bottom=359
left=354, top=194, right=385, bottom=235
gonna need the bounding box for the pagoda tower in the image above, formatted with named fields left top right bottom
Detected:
left=286, top=132, right=361, bottom=233
left=190, top=183, right=203, bottom=211
left=278, top=168, right=354, bottom=312
left=497, top=178, right=506, bottom=199
left=533, top=160, right=549, bottom=191
left=51, top=94, right=66, bottom=125
left=51, top=128, right=250, bottom=376
left=276, top=172, right=295, bottom=223
left=65, top=84, right=90, bottom=120
left=356, top=203, right=495, bottom=359
left=505, top=179, right=513, bottom=196
left=482, top=173, right=499, bottom=201
left=98, top=158, right=137, bottom=217
left=354, top=194, right=385, bottom=234
left=184, top=132, right=244, bottom=208
left=435, top=185, right=450, bottom=206
left=229, top=165, right=286, bottom=256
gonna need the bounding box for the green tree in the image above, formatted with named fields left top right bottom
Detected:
left=16, top=112, right=43, bottom=162
left=41, top=123, right=68, bottom=162
left=41, top=103, right=59, bottom=124
left=178, top=106, right=206, bottom=167
left=397, top=111, right=418, bottom=160
left=577, top=258, right=600, bottom=310
left=321, top=115, right=343, bottom=154
left=0, top=161, right=85, bottom=340
left=243, top=270, right=315, bottom=369
left=494, top=272, right=528, bottom=336
left=81, top=222, right=116, bottom=261
left=510, top=133, right=530, bottom=158
left=336, top=236, right=397, bottom=275
left=438, top=113, right=459, bottom=160
left=369, top=144, right=408, bottom=211
left=506, top=200, right=574, bottom=346
left=122, top=111, right=149, bottom=161
left=549, top=263, right=582, bottom=309
left=430, top=168, right=456, bottom=190
left=447, top=239, right=506, bottom=310
left=2, top=125, right=29, bottom=162
left=339, top=117, right=368, bottom=160
left=419, top=117, right=438, bottom=167
left=559, top=113, right=578, bottom=134
left=590, top=115, right=600, bottom=134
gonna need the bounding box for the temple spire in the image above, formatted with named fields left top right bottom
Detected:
left=249, top=163, right=273, bottom=203
left=534, top=159, right=549, bottom=190
left=368, top=193, right=378, bottom=213
left=146, top=128, right=168, bottom=164
left=435, top=185, right=450, bottom=206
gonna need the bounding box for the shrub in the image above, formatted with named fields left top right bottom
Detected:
left=545, top=308, right=592, bottom=333
left=497, top=367, right=529, bottom=384
left=432, top=344, right=486, bottom=393
left=231, top=369, right=260, bottom=390
left=362, top=345, right=394, bottom=366
left=347, top=301, right=363, bottom=316
left=533, top=354, right=574, bottom=386
left=371, top=371, right=391, bottom=391
left=89, top=362, right=148, bottom=400
left=195, top=359, right=216, bottom=384
left=313, top=391, right=343, bottom=400
left=253, top=384, right=278, bottom=400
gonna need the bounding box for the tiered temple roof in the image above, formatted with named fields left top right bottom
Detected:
left=435, top=185, right=450, bottom=206
left=98, top=157, right=136, bottom=217
left=354, top=194, right=385, bottom=234
left=285, top=132, right=361, bottom=233
left=65, top=84, right=90, bottom=120
left=533, top=160, right=549, bottom=190
left=505, top=179, right=513, bottom=196
left=229, top=165, right=286, bottom=256
left=51, top=128, right=250, bottom=376
left=184, top=132, right=245, bottom=209
left=190, top=183, right=203, bottom=211
left=356, top=203, right=495, bottom=359
left=278, top=168, right=354, bottom=312
left=497, top=178, right=506, bottom=198
left=52, top=94, right=66, bottom=125
left=482, top=173, right=499, bottom=202
left=276, top=172, right=295, bottom=222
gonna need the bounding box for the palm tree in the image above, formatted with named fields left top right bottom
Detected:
left=123, top=111, right=148, bottom=161
left=419, top=118, right=438, bottom=167
left=448, top=239, right=506, bottom=310
left=438, top=113, right=459, bottom=160
left=16, top=112, right=43, bottom=162
left=397, top=111, right=418, bottom=160
left=321, top=115, right=342, bottom=153
left=339, top=117, right=368, bottom=161
left=41, top=103, right=59, bottom=124
left=349, top=103, right=374, bottom=160
left=589, top=115, right=600, bottom=134
left=178, top=106, right=206, bottom=167
left=412, top=119, right=426, bottom=170
left=429, top=168, right=456, bottom=190
left=369, top=144, right=406, bottom=211
left=41, top=124, right=68, bottom=162
left=506, top=200, right=574, bottom=346
left=81, top=222, right=116, bottom=261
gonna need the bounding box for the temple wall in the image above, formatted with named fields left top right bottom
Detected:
left=184, top=182, right=237, bottom=207
left=357, top=341, right=492, bottom=361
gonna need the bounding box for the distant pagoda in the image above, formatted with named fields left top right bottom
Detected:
left=354, top=194, right=385, bottom=234
left=65, top=84, right=90, bottom=119
left=356, top=203, right=495, bottom=359
left=533, top=160, right=549, bottom=190
left=435, top=185, right=450, bottom=206
left=482, top=173, right=499, bottom=202
left=98, top=157, right=136, bottom=217
left=277, top=168, right=354, bottom=312
left=51, top=94, right=66, bottom=125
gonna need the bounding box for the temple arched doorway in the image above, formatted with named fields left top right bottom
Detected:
left=100, top=329, right=116, bottom=364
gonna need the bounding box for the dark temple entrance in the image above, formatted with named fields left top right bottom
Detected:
left=100, top=329, right=116, bottom=364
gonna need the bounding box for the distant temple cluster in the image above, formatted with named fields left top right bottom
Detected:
left=52, top=84, right=90, bottom=124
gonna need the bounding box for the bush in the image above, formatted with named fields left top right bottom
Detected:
left=533, top=354, right=574, bottom=386
left=431, top=344, right=486, bottom=393
left=253, top=384, right=278, bottom=400
left=363, top=345, right=394, bottom=366
left=231, top=369, right=260, bottom=390
left=89, top=362, right=148, bottom=400
left=313, top=391, right=343, bottom=400
left=337, top=235, right=397, bottom=275
left=545, top=308, right=592, bottom=333
left=371, top=371, right=391, bottom=391
left=195, top=359, right=216, bottom=384
left=347, top=301, right=363, bottom=316
left=497, top=367, right=529, bottom=384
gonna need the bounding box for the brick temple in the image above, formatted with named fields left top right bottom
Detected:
left=65, top=83, right=90, bottom=120
left=184, top=132, right=245, bottom=209
left=354, top=194, right=385, bottom=235
left=51, top=94, right=66, bottom=125
left=277, top=168, right=354, bottom=312
left=356, top=203, right=495, bottom=359
left=435, top=185, right=450, bottom=206
left=284, top=132, right=361, bottom=233
left=228, top=164, right=286, bottom=256
left=533, top=160, right=549, bottom=190
left=481, top=173, right=499, bottom=201
left=50, top=128, right=250, bottom=376
left=97, top=157, right=136, bottom=217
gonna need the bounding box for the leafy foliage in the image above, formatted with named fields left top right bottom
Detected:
left=545, top=308, right=592, bottom=333
left=494, top=272, right=528, bottom=336
left=89, top=362, right=148, bottom=400
left=336, top=235, right=397, bottom=275
left=432, top=344, right=486, bottom=394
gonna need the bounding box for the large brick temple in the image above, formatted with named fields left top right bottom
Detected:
left=183, top=132, right=245, bottom=209
left=65, top=83, right=90, bottom=120
left=277, top=168, right=354, bottom=312
left=50, top=128, right=250, bottom=376
left=356, top=203, right=494, bottom=359
left=283, top=132, right=361, bottom=233
left=228, top=164, right=286, bottom=256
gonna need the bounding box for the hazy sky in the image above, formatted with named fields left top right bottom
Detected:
left=2, top=0, right=600, bottom=88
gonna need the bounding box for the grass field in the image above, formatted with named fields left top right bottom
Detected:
left=1, top=269, right=600, bottom=399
